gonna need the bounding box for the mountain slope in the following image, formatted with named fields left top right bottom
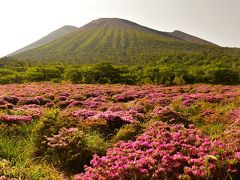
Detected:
left=10, top=18, right=221, bottom=65
left=8, top=25, right=78, bottom=56
left=169, top=30, right=216, bottom=46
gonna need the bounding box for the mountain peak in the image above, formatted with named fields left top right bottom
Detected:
left=81, top=18, right=143, bottom=30
left=89, top=18, right=134, bottom=24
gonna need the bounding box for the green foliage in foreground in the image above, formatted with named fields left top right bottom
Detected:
left=0, top=121, right=64, bottom=179
left=0, top=61, right=239, bottom=85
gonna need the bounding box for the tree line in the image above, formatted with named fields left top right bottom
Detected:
left=0, top=61, right=239, bottom=85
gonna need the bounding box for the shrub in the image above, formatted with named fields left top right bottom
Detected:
left=152, top=106, right=191, bottom=126
left=0, top=115, right=32, bottom=123
left=3, top=96, right=19, bottom=105
left=33, top=109, right=78, bottom=157
left=64, top=68, right=82, bottom=83
left=46, top=127, right=107, bottom=172
left=75, top=122, right=240, bottom=179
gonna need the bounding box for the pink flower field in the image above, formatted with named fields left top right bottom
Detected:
left=0, top=83, right=239, bottom=179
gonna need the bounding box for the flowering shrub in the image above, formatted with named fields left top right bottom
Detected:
left=156, top=97, right=172, bottom=107
left=57, top=100, right=73, bottom=108
left=128, top=104, right=145, bottom=113
left=18, top=96, right=50, bottom=106
left=114, top=90, right=145, bottom=102
left=229, top=108, right=240, bottom=124
left=66, top=108, right=143, bottom=133
left=82, top=99, right=105, bottom=109
left=182, top=94, right=200, bottom=106
left=90, top=110, right=137, bottom=130
left=151, top=107, right=190, bottom=126
left=13, top=105, right=42, bottom=119
left=223, top=108, right=240, bottom=146
left=2, top=96, right=19, bottom=105
left=33, top=109, right=79, bottom=157
left=0, top=98, right=7, bottom=106
left=75, top=122, right=240, bottom=179
left=47, top=127, right=79, bottom=148
left=46, top=127, right=106, bottom=171
left=182, top=94, right=224, bottom=106
left=46, top=127, right=87, bottom=170
left=0, top=115, right=32, bottom=123
left=74, top=109, right=99, bottom=120
left=68, top=101, right=83, bottom=107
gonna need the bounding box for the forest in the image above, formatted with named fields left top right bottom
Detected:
left=0, top=60, right=239, bottom=85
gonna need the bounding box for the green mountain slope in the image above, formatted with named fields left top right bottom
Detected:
left=9, top=18, right=240, bottom=66
left=8, top=25, right=78, bottom=56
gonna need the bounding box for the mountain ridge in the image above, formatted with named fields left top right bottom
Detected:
left=169, top=30, right=217, bottom=46
left=8, top=25, right=78, bottom=56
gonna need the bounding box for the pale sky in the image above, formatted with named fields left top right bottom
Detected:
left=0, top=0, right=239, bottom=57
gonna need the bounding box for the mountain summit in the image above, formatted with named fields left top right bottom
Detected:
left=9, top=18, right=217, bottom=64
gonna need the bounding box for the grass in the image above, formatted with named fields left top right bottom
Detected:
left=0, top=117, right=64, bottom=179
left=198, top=122, right=226, bottom=139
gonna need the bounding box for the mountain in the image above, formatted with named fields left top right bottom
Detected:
left=8, top=18, right=239, bottom=65
left=8, top=25, right=78, bottom=56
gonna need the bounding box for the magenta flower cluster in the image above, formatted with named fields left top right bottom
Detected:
left=68, top=107, right=144, bottom=126
left=224, top=108, right=240, bottom=146
left=0, top=115, right=32, bottom=122
left=75, top=122, right=240, bottom=179
left=114, top=90, right=145, bottom=102
left=47, top=127, right=79, bottom=148
left=14, top=104, right=42, bottom=119
left=73, top=109, right=99, bottom=120
left=182, top=94, right=224, bottom=106
left=90, top=110, right=139, bottom=123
